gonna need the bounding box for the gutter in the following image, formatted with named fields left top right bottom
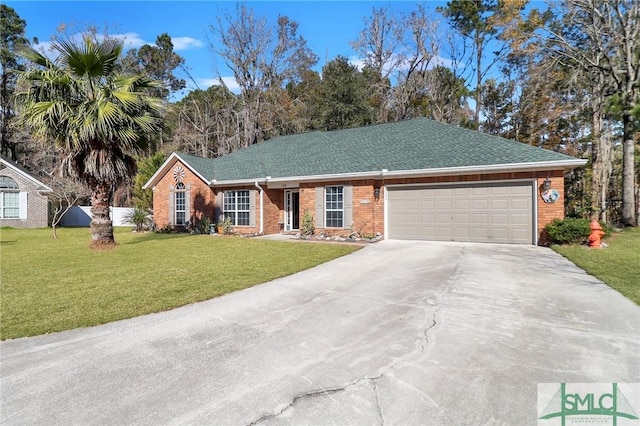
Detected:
left=254, top=181, right=264, bottom=235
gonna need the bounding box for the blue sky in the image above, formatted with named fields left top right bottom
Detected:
left=7, top=1, right=451, bottom=97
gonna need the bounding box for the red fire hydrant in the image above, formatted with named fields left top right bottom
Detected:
left=588, top=220, right=605, bottom=248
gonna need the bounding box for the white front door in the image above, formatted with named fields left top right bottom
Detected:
left=284, top=190, right=300, bottom=231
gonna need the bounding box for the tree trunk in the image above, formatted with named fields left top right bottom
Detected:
left=475, top=37, right=482, bottom=126
left=622, top=113, right=637, bottom=226
left=89, top=181, right=116, bottom=248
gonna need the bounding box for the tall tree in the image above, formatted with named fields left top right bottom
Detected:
left=16, top=35, right=164, bottom=248
left=208, top=4, right=318, bottom=150
left=351, top=6, right=401, bottom=123
left=318, top=56, right=373, bottom=131
left=438, top=0, right=528, bottom=127
left=392, top=4, right=441, bottom=121
left=351, top=4, right=440, bottom=122
left=125, top=33, right=186, bottom=152
left=172, top=84, right=239, bottom=157
left=132, top=152, right=166, bottom=209
left=0, top=5, right=29, bottom=161
left=125, top=33, right=186, bottom=99
left=541, top=0, right=639, bottom=225
left=479, top=78, right=514, bottom=136
left=405, top=65, right=470, bottom=124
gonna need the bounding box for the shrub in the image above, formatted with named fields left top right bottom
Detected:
left=198, top=216, right=212, bottom=234
left=544, top=217, right=595, bottom=245
left=218, top=216, right=233, bottom=235
left=124, top=207, right=153, bottom=232
left=301, top=211, right=314, bottom=236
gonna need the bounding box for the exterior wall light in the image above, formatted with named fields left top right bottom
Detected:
left=542, top=177, right=552, bottom=192
left=374, top=187, right=381, bottom=201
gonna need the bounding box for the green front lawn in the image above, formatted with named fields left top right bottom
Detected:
left=553, top=227, right=640, bottom=305
left=0, top=228, right=360, bottom=340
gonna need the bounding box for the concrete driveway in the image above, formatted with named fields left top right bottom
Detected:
left=1, top=241, right=639, bottom=425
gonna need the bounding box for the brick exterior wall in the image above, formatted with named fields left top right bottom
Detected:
left=151, top=159, right=215, bottom=230
left=298, top=180, right=383, bottom=237
left=150, top=161, right=567, bottom=244
left=536, top=171, right=565, bottom=245
left=0, top=167, right=49, bottom=228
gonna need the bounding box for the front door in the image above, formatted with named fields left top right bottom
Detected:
left=284, top=190, right=300, bottom=232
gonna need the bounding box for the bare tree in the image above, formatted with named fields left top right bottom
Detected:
left=351, top=6, right=403, bottom=123
left=540, top=0, right=639, bottom=225
left=438, top=0, right=526, bottom=127
left=207, top=4, right=317, bottom=151
left=47, top=177, right=90, bottom=239
left=392, top=5, right=441, bottom=121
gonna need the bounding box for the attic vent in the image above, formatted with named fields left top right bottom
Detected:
left=173, top=166, right=185, bottom=183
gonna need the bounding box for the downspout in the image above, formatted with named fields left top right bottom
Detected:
left=254, top=181, right=264, bottom=235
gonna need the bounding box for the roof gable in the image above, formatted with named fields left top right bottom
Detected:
left=143, top=152, right=213, bottom=189
left=0, top=156, right=52, bottom=192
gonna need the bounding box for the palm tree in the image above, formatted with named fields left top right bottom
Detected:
left=16, top=35, right=164, bottom=247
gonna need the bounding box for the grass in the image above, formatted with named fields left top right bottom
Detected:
left=553, top=227, right=640, bottom=305
left=0, top=227, right=360, bottom=340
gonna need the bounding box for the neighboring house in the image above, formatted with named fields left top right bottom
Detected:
left=144, top=118, right=587, bottom=245
left=0, top=156, right=52, bottom=228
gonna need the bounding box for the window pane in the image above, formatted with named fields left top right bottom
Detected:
left=325, top=186, right=344, bottom=227
left=223, top=211, right=236, bottom=226
left=237, top=211, right=250, bottom=226
left=2, top=192, right=19, bottom=218
left=237, top=190, right=250, bottom=211
left=176, top=211, right=185, bottom=225
left=175, top=191, right=185, bottom=225
left=0, top=177, right=18, bottom=189
left=224, top=192, right=235, bottom=211
left=223, top=191, right=250, bottom=226
left=4, top=192, right=18, bottom=207
left=326, top=211, right=343, bottom=228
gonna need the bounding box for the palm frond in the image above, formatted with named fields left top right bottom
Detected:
left=17, top=35, right=163, bottom=185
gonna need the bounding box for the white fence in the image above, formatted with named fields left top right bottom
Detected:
left=59, top=206, right=135, bottom=227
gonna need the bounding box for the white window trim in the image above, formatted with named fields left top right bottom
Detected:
left=174, top=182, right=186, bottom=226
left=324, top=185, right=344, bottom=228
left=224, top=190, right=251, bottom=226
left=0, top=191, right=21, bottom=219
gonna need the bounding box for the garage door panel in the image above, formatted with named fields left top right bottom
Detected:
left=437, top=213, right=452, bottom=223
left=510, top=198, right=530, bottom=210
left=437, top=226, right=452, bottom=238
left=437, top=199, right=452, bottom=210
left=511, top=213, right=530, bottom=225
left=491, top=199, right=509, bottom=209
left=454, top=227, right=471, bottom=239
left=490, top=187, right=509, bottom=196
left=421, top=200, right=436, bottom=210
left=491, top=213, right=508, bottom=224
left=388, top=182, right=533, bottom=244
left=472, top=199, right=489, bottom=209
left=453, top=199, right=470, bottom=209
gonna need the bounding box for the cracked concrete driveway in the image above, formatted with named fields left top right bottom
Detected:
left=1, top=241, right=639, bottom=425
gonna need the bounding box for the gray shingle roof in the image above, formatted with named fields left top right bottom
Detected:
left=175, top=118, right=583, bottom=183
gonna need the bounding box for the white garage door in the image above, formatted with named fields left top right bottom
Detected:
left=387, top=181, right=534, bottom=244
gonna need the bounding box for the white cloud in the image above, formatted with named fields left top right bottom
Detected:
left=171, top=36, right=203, bottom=51
left=195, top=77, right=240, bottom=93
left=349, top=53, right=455, bottom=74
left=32, top=31, right=149, bottom=60
left=32, top=41, right=55, bottom=59
left=348, top=56, right=366, bottom=71
left=109, top=32, right=148, bottom=49
left=430, top=55, right=454, bottom=69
